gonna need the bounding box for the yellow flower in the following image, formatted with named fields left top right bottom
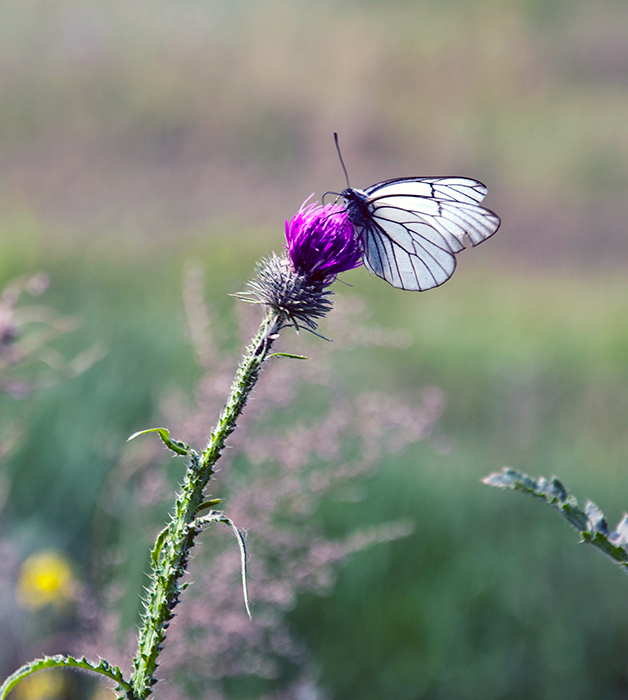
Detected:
left=13, top=671, right=64, bottom=700
left=91, top=686, right=118, bottom=700
left=16, top=550, right=75, bottom=610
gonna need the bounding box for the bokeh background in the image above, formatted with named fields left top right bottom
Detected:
left=2, top=0, right=628, bottom=698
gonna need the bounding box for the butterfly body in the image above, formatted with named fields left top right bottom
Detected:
left=340, top=187, right=371, bottom=223
left=340, top=176, right=500, bottom=291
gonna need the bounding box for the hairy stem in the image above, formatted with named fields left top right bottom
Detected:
left=129, top=308, right=286, bottom=700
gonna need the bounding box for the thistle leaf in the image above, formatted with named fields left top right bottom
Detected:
left=483, top=467, right=628, bottom=572
left=0, top=655, right=132, bottom=700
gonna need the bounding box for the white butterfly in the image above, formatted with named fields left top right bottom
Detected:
left=341, top=176, right=501, bottom=291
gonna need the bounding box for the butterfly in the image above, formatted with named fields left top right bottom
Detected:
left=334, top=135, right=501, bottom=291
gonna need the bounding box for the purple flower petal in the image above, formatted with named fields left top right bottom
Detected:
left=285, top=196, right=362, bottom=284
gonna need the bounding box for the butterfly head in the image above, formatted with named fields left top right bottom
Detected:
left=340, top=187, right=370, bottom=228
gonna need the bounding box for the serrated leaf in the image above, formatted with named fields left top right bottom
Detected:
left=0, top=655, right=132, bottom=700
left=483, top=467, right=628, bottom=573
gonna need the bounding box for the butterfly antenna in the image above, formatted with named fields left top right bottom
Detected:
left=321, top=190, right=341, bottom=204
left=334, top=132, right=351, bottom=188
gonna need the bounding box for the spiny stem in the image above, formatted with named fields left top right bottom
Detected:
left=129, top=308, right=286, bottom=700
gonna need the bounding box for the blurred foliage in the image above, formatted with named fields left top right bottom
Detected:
left=12, top=670, right=64, bottom=700
left=0, top=0, right=627, bottom=260
left=17, top=551, right=76, bottom=611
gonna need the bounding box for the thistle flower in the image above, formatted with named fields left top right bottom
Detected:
left=241, top=197, right=362, bottom=332
left=284, top=196, right=362, bottom=284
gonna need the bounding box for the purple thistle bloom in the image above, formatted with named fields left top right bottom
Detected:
left=241, top=196, right=363, bottom=332
left=285, top=196, right=362, bottom=284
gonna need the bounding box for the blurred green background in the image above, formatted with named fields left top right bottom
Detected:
left=2, top=0, right=628, bottom=698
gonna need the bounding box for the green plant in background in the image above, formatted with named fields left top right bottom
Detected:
left=0, top=270, right=103, bottom=477
left=0, top=272, right=102, bottom=402
left=0, top=273, right=104, bottom=699
left=484, top=469, right=628, bottom=572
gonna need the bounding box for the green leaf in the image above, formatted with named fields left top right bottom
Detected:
left=194, top=512, right=251, bottom=618
left=196, top=498, right=222, bottom=514
left=0, top=655, right=132, bottom=700
left=127, top=427, right=190, bottom=456
left=483, top=467, right=628, bottom=572
left=267, top=352, right=308, bottom=360
left=151, top=525, right=170, bottom=567
left=220, top=517, right=251, bottom=619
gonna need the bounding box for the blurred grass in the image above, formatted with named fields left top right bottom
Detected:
left=1, top=0, right=628, bottom=260
left=0, top=216, right=272, bottom=552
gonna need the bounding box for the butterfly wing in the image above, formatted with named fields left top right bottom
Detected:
left=359, top=177, right=500, bottom=291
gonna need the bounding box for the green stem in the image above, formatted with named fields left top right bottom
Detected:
left=129, top=308, right=286, bottom=700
